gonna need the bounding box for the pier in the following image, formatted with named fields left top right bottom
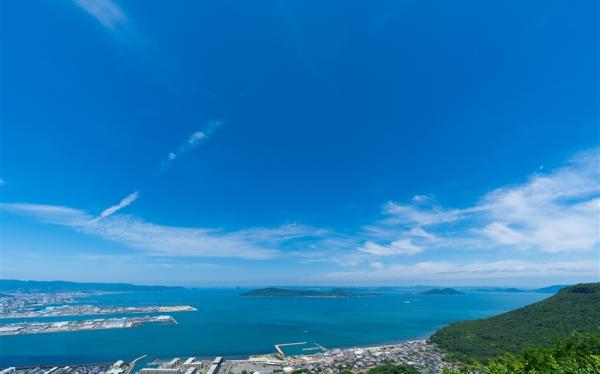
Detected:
left=274, top=342, right=307, bottom=358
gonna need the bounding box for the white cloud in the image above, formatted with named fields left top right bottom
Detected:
left=381, top=200, right=482, bottom=227
left=477, top=150, right=600, bottom=253
left=96, top=191, right=138, bottom=220
left=358, top=239, right=423, bottom=256
left=160, top=120, right=224, bottom=172
left=323, top=260, right=598, bottom=282
left=73, top=0, right=127, bottom=31
left=189, top=131, right=206, bottom=144
left=409, top=227, right=437, bottom=241
left=1, top=203, right=89, bottom=229
left=363, top=149, right=600, bottom=255
left=412, top=194, right=432, bottom=203
left=3, top=148, right=598, bottom=283
left=0, top=202, right=323, bottom=260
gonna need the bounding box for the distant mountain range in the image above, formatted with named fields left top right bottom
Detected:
left=0, top=279, right=571, bottom=295
left=430, top=282, right=600, bottom=362
left=241, top=287, right=380, bottom=297
left=421, top=288, right=464, bottom=295
left=0, top=279, right=183, bottom=293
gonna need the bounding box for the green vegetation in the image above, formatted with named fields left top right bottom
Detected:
left=366, top=363, right=421, bottom=374
left=241, top=287, right=380, bottom=297
left=421, top=288, right=464, bottom=295
left=442, top=330, right=600, bottom=373
left=430, top=283, right=600, bottom=362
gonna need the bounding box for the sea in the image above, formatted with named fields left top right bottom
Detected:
left=0, top=288, right=549, bottom=367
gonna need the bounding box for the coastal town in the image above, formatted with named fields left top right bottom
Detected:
left=2, top=340, right=451, bottom=374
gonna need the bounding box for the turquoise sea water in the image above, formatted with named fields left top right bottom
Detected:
left=0, top=289, right=549, bottom=367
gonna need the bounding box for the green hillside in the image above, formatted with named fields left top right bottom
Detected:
left=442, top=330, right=600, bottom=373
left=430, top=283, right=600, bottom=362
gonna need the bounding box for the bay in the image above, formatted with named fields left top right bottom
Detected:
left=0, top=288, right=548, bottom=367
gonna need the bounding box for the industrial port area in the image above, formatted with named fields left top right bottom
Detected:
left=2, top=340, right=449, bottom=374
left=0, top=305, right=197, bottom=319
left=0, top=315, right=177, bottom=336
left=0, top=291, right=196, bottom=336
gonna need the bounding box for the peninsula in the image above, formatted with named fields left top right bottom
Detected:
left=0, top=315, right=177, bottom=336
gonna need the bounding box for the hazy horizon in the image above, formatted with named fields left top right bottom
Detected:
left=0, top=277, right=587, bottom=289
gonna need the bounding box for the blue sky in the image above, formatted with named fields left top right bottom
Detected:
left=0, top=0, right=598, bottom=286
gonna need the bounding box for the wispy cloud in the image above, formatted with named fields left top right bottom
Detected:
left=323, top=260, right=598, bottom=283
left=0, top=202, right=323, bottom=260
left=95, top=191, right=138, bottom=221
left=0, top=178, right=5, bottom=186
left=358, top=239, right=423, bottom=256
left=357, top=149, right=600, bottom=258
left=477, top=150, right=600, bottom=253
left=160, top=120, right=224, bottom=172
left=2, top=149, right=598, bottom=283
left=73, top=0, right=127, bottom=31
left=0, top=203, right=86, bottom=225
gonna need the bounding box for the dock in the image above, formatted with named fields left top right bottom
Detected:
left=274, top=342, right=307, bottom=358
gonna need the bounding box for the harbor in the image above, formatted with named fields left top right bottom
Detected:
left=4, top=340, right=450, bottom=374
left=0, top=305, right=196, bottom=319
left=0, top=315, right=177, bottom=336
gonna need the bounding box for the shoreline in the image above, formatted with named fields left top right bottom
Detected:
left=2, top=336, right=439, bottom=369
left=0, top=315, right=177, bottom=337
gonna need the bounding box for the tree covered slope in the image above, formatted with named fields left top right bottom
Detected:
left=430, top=283, right=600, bottom=361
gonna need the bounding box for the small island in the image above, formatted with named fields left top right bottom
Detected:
left=241, top=287, right=380, bottom=297
left=421, top=288, right=464, bottom=295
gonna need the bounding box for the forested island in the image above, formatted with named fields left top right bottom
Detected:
left=241, top=287, right=380, bottom=297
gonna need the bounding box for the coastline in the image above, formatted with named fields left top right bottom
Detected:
left=2, top=336, right=443, bottom=369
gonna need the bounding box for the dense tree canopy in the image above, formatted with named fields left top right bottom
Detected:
left=442, top=330, right=600, bottom=374
left=430, top=283, right=600, bottom=362
left=366, top=364, right=421, bottom=374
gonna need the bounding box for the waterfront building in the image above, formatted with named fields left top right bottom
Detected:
left=139, top=369, right=180, bottom=374
left=164, top=358, right=181, bottom=369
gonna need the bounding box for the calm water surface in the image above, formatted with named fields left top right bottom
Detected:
left=0, top=289, right=549, bottom=366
